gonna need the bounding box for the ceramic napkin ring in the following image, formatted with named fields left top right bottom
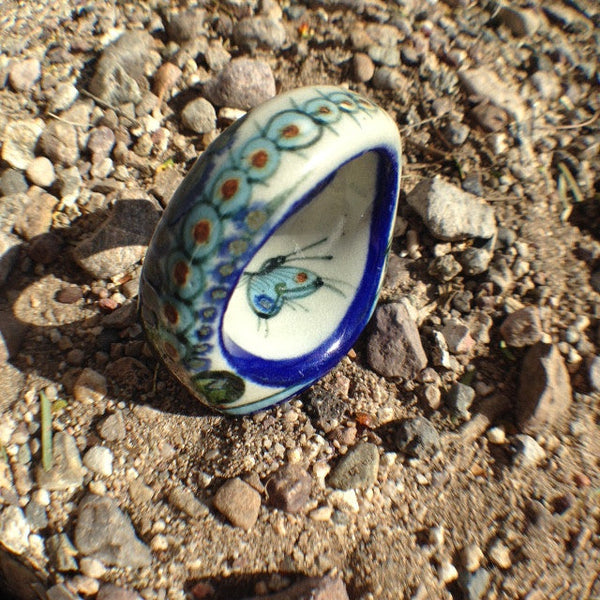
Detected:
left=139, top=85, right=402, bottom=415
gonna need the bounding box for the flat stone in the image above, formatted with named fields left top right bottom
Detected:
left=0, top=169, right=28, bottom=195
left=213, top=477, right=261, bottom=530
left=0, top=505, right=30, bottom=554
left=233, top=16, right=287, bottom=51
left=36, top=431, right=85, bottom=491
left=151, top=167, right=184, bottom=206
left=517, top=343, right=572, bottom=434
left=203, top=57, right=276, bottom=110
left=168, top=485, right=209, bottom=518
left=26, top=156, right=56, bottom=187
left=165, top=8, right=207, bottom=43
left=500, top=306, right=543, bottom=347
left=181, top=97, right=217, bottom=134
left=73, top=368, right=108, bottom=404
left=89, top=31, right=153, bottom=106
left=328, top=442, right=379, bottom=490
left=395, top=416, right=441, bottom=459
left=13, top=189, right=58, bottom=241
left=459, top=67, right=527, bottom=122
left=407, top=177, right=496, bottom=241
left=8, top=58, right=40, bottom=92
left=1, top=119, right=44, bottom=169
left=446, top=383, right=476, bottom=419
left=38, top=120, right=79, bottom=167
left=46, top=533, right=78, bottom=572
left=98, top=412, right=126, bottom=442
left=441, top=319, right=475, bottom=354
left=74, top=494, right=152, bottom=568
left=73, top=198, right=159, bottom=279
left=266, top=464, right=312, bottom=512
left=368, top=44, right=400, bottom=67
left=83, top=446, right=114, bottom=477
left=367, top=302, right=427, bottom=379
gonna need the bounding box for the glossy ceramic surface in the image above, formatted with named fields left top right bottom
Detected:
left=139, top=85, right=401, bottom=414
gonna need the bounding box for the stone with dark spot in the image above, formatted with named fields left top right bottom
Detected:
left=395, top=416, right=440, bottom=458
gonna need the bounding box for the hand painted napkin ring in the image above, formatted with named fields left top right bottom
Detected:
left=139, top=85, right=401, bottom=415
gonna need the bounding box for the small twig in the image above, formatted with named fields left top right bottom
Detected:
left=80, top=88, right=141, bottom=128
left=47, top=112, right=89, bottom=127
left=555, top=110, right=599, bottom=131
left=557, top=161, right=584, bottom=204
left=398, top=113, right=447, bottom=133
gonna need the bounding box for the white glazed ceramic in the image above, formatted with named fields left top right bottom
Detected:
left=139, top=85, right=401, bottom=414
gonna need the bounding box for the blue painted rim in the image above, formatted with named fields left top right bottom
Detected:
left=220, top=145, right=399, bottom=388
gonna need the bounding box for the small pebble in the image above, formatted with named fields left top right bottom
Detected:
left=73, top=368, right=108, bottom=404
left=488, top=539, right=511, bottom=569
left=26, top=156, right=56, bottom=187
left=486, top=426, right=506, bottom=444
left=438, top=559, right=458, bottom=583
left=9, top=58, right=41, bottom=92
left=83, top=446, right=114, bottom=477
left=181, top=98, right=217, bottom=134
left=328, top=489, right=359, bottom=513
left=462, top=543, right=484, bottom=572
left=213, top=477, right=261, bottom=530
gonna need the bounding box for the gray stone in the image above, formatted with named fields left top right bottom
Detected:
left=36, top=431, right=85, bottom=491
left=48, top=82, right=79, bottom=113
left=181, top=97, right=217, bottom=134
left=58, top=165, right=82, bottom=203
left=74, top=494, right=152, bottom=568
left=367, top=303, right=427, bottom=379
left=213, top=477, right=261, bottom=530
left=471, top=102, right=508, bottom=132
left=1, top=119, right=44, bottom=169
left=0, top=505, right=30, bottom=554
left=429, top=254, right=462, bottom=282
left=87, top=126, right=116, bottom=164
left=407, top=177, right=496, bottom=241
left=165, top=8, right=207, bottom=43
left=458, top=568, right=491, bottom=600
left=446, top=383, right=476, bottom=419
left=83, top=446, right=114, bottom=477
left=328, top=443, right=379, bottom=490
left=460, top=247, right=492, bottom=276
left=589, top=356, right=600, bottom=391
left=372, top=66, right=407, bottom=90
left=73, top=198, right=159, bottom=279
left=98, top=412, right=126, bottom=442
left=38, top=121, right=80, bottom=167
left=47, top=533, right=78, bottom=572
left=26, top=157, right=56, bottom=187
left=203, top=57, right=276, bottom=110
left=205, top=41, right=231, bottom=72
left=13, top=189, right=58, bottom=241
left=445, top=121, right=470, bottom=146
left=97, top=584, right=143, bottom=600
left=513, top=434, right=545, bottom=467
left=168, top=485, right=209, bottom=518
left=459, top=67, right=526, bottom=122
left=8, top=58, right=40, bottom=92
left=266, top=464, right=312, bottom=512
left=233, top=16, right=286, bottom=51
left=47, top=584, right=82, bottom=600
left=395, top=416, right=440, bottom=459
left=0, top=168, right=28, bottom=195
left=89, top=31, right=154, bottom=106
left=367, top=44, right=400, bottom=67
left=25, top=499, right=48, bottom=531
left=500, top=306, right=543, bottom=348
left=517, top=343, right=572, bottom=434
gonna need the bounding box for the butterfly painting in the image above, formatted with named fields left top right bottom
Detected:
left=243, top=238, right=346, bottom=321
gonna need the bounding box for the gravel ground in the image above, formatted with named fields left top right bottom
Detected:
left=0, top=1, right=599, bottom=599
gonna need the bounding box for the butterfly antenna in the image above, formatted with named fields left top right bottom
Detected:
left=322, top=282, right=346, bottom=297
left=285, top=237, right=329, bottom=259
